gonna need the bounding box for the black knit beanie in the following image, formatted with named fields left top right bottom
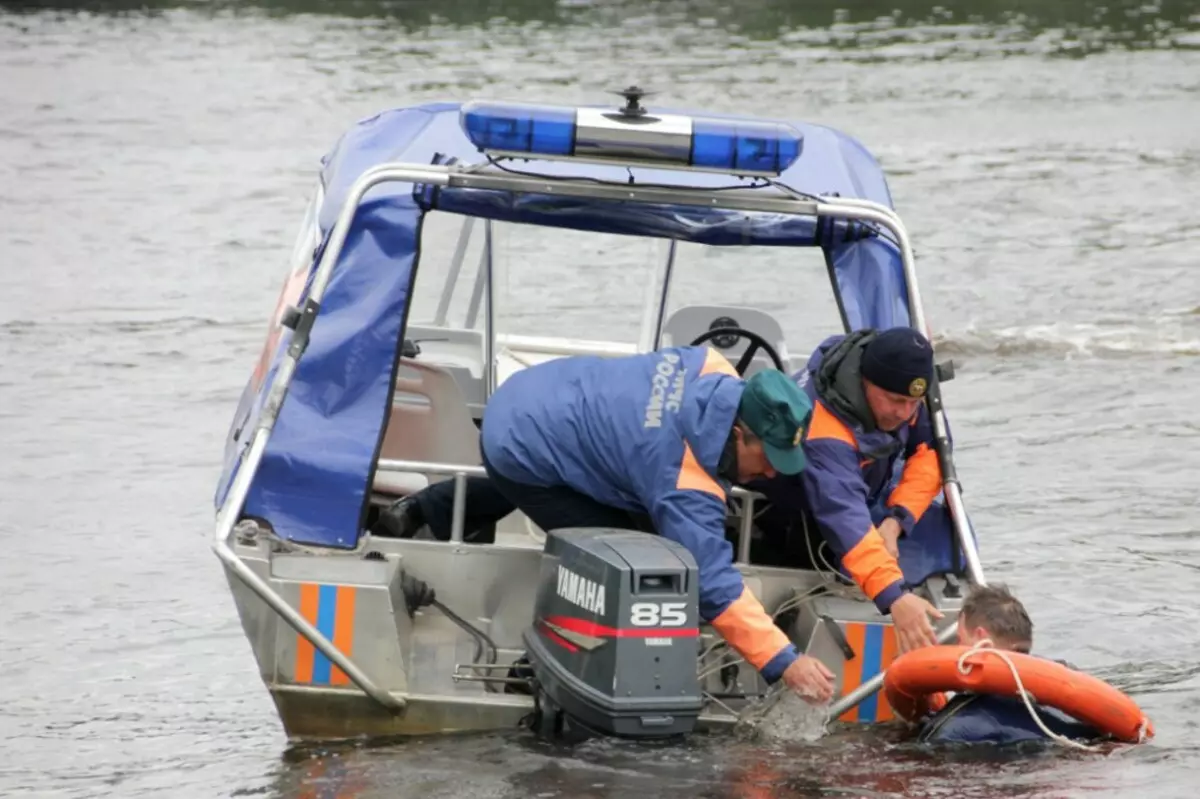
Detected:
left=860, top=327, right=934, bottom=397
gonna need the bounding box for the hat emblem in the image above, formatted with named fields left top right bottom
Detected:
left=908, top=377, right=927, bottom=397
left=793, top=426, right=803, bottom=446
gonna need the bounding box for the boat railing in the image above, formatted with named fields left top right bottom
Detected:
left=375, top=457, right=764, bottom=563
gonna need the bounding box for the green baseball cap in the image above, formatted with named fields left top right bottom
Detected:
left=738, top=369, right=812, bottom=475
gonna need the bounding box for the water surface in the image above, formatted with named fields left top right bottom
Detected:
left=1, top=1, right=1198, bottom=796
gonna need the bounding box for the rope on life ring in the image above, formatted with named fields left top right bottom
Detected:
left=952, top=641, right=1094, bottom=752
left=883, top=641, right=1154, bottom=748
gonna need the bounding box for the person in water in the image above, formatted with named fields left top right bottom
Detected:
left=914, top=582, right=1032, bottom=741
left=474, top=345, right=834, bottom=703
left=917, top=583, right=1104, bottom=745
left=747, top=327, right=946, bottom=655
left=954, top=582, right=1033, bottom=653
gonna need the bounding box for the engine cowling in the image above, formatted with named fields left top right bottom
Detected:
left=523, top=527, right=705, bottom=738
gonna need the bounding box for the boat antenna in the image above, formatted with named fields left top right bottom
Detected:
left=610, top=85, right=656, bottom=118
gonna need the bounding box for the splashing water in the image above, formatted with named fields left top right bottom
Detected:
left=736, top=689, right=834, bottom=744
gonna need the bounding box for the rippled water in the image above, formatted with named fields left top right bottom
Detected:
left=1, top=1, right=1198, bottom=797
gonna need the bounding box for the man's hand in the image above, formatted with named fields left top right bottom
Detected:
left=781, top=655, right=835, bottom=704
left=878, top=517, right=902, bottom=559
left=889, top=592, right=943, bottom=654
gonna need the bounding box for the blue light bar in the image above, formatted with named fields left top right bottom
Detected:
left=691, top=119, right=802, bottom=177
left=458, top=101, right=803, bottom=178
left=461, top=102, right=576, bottom=157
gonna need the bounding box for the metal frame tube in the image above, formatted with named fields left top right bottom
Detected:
left=636, top=242, right=669, bottom=353
left=449, top=472, right=468, bottom=543
left=652, top=239, right=677, bottom=350
left=433, top=216, right=476, bottom=325
left=483, top=220, right=496, bottom=397
left=445, top=169, right=820, bottom=216
left=464, top=236, right=489, bottom=328
left=378, top=458, right=486, bottom=477
left=736, top=495, right=755, bottom=564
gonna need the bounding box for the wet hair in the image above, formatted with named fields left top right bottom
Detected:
left=960, top=583, right=1033, bottom=653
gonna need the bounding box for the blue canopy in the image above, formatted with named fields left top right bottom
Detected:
left=214, top=101, right=915, bottom=550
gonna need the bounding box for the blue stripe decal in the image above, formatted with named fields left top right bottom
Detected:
left=858, top=624, right=884, bottom=722
left=312, top=584, right=338, bottom=685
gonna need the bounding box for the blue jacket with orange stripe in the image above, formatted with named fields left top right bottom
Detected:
left=790, top=332, right=943, bottom=613
left=480, top=345, right=800, bottom=683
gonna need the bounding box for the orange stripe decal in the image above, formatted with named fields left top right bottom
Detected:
left=330, top=586, right=357, bottom=686
left=838, top=622, right=867, bottom=723
left=294, top=583, right=357, bottom=686
left=876, top=625, right=899, bottom=722
left=837, top=622, right=896, bottom=723
left=295, top=582, right=319, bottom=684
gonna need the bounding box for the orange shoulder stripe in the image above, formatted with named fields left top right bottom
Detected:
left=805, top=401, right=857, bottom=447
left=675, top=442, right=726, bottom=500
left=699, top=347, right=738, bottom=377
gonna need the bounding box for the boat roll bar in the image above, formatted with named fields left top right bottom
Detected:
left=212, top=161, right=986, bottom=716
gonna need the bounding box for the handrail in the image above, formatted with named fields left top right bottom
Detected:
left=376, top=457, right=764, bottom=556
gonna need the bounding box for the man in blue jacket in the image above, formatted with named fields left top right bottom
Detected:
left=478, top=345, right=835, bottom=703
left=756, top=326, right=946, bottom=654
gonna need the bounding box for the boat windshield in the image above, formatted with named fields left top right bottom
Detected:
left=410, top=211, right=660, bottom=347
left=409, top=210, right=842, bottom=386
left=661, top=239, right=844, bottom=372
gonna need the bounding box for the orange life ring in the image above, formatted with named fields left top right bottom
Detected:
left=883, top=645, right=1154, bottom=743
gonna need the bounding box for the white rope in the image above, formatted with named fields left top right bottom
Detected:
left=803, top=513, right=843, bottom=587
left=955, top=640, right=1101, bottom=752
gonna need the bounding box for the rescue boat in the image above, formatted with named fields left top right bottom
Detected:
left=213, top=87, right=994, bottom=743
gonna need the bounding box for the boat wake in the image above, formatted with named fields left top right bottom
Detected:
left=933, top=312, right=1200, bottom=360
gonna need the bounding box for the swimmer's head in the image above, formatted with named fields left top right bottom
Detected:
left=956, top=583, right=1033, bottom=653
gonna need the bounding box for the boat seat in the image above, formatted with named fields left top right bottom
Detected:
left=660, top=305, right=790, bottom=376
left=373, top=358, right=481, bottom=498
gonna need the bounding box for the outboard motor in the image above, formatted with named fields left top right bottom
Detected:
left=523, top=528, right=704, bottom=739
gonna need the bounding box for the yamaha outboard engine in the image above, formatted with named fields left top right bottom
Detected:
left=523, top=528, right=704, bottom=739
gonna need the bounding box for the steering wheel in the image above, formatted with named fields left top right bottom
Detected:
left=689, top=327, right=786, bottom=376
